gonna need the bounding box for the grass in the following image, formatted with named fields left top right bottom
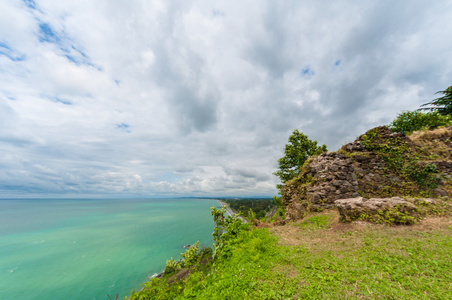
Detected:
left=128, top=210, right=452, bottom=299
left=271, top=211, right=452, bottom=299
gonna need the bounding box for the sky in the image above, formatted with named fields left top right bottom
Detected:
left=1, top=0, right=452, bottom=198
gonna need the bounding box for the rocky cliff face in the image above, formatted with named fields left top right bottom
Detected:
left=281, top=126, right=452, bottom=220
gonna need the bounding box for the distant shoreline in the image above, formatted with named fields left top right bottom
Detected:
left=217, top=200, right=234, bottom=216
left=217, top=200, right=247, bottom=223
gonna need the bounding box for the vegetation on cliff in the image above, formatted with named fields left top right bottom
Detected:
left=127, top=207, right=452, bottom=299
left=388, top=110, right=452, bottom=134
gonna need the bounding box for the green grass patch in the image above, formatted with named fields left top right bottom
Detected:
left=298, top=214, right=333, bottom=229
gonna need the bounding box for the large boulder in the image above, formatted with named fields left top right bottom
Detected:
left=335, top=197, right=418, bottom=225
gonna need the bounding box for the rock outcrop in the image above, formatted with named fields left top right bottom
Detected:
left=281, top=126, right=452, bottom=221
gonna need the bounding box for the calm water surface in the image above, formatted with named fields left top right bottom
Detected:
left=0, top=198, right=218, bottom=299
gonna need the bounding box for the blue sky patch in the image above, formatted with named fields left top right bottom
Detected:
left=64, top=54, right=91, bottom=66
left=0, top=42, right=25, bottom=61
left=54, top=97, right=72, bottom=105
left=335, top=59, right=341, bottom=66
left=22, top=0, right=36, bottom=9
left=39, top=23, right=59, bottom=43
left=116, top=123, right=130, bottom=132
left=63, top=46, right=99, bottom=69
left=40, top=94, right=73, bottom=105
left=300, top=65, right=315, bottom=79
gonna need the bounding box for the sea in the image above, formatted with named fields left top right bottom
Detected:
left=0, top=198, right=219, bottom=300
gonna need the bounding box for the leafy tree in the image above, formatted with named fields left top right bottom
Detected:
left=274, top=129, right=327, bottom=184
left=388, top=110, right=452, bottom=134
left=421, top=85, right=452, bottom=115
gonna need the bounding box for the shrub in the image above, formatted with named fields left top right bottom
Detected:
left=180, top=241, right=200, bottom=268
left=388, top=110, right=452, bottom=134
left=164, top=257, right=181, bottom=274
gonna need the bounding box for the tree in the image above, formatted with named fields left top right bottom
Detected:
left=273, top=129, right=327, bottom=185
left=421, top=85, right=452, bottom=115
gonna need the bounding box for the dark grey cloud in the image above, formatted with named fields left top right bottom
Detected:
left=171, top=85, right=218, bottom=133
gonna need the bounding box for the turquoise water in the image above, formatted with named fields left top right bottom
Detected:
left=0, top=198, right=218, bottom=300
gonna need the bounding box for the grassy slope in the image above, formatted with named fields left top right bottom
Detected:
left=129, top=210, right=452, bottom=299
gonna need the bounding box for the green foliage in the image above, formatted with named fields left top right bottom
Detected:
left=180, top=241, right=199, bottom=268
left=361, top=127, right=440, bottom=192
left=164, top=257, right=181, bottom=274
left=199, top=246, right=213, bottom=257
left=388, top=110, right=452, bottom=134
left=246, top=208, right=256, bottom=223
left=405, top=162, right=438, bottom=189
left=210, top=206, right=250, bottom=259
left=274, top=129, right=327, bottom=184
left=222, top=198, right=276, bottom=221
left=269, top=196, right=286, bottom=221
left=421, top=85, right=452, bottom=115
left=272, top=196, right=282, bottom=208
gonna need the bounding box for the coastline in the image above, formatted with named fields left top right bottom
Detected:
left=217, top=200, right=247, bottom=223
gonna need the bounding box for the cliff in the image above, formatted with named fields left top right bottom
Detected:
left=281, top=126, right=452, bottom=221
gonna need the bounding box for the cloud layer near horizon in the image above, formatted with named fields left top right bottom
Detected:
left=1, top=0, right=452, bottom=197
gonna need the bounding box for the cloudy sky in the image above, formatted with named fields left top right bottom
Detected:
left=1, top=0, right=451, bottom=198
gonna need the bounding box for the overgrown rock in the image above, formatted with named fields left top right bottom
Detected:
left=335, top=197, right=418, bottom=224
left=281, top=126, right=452, bottom=221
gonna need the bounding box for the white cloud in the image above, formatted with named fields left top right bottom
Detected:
left=1, top=0, right=452, bottom=197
